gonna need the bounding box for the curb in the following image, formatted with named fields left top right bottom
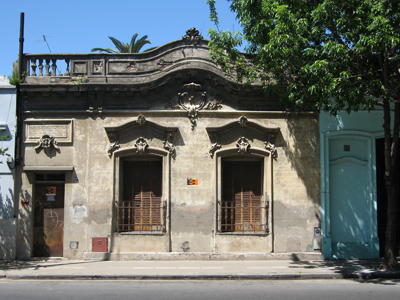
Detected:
left=4, top=272, right=400, bottom=280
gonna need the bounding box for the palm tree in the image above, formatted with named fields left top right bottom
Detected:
left=91, top=33, right=155, bottom=53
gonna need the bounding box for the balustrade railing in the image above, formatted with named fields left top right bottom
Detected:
left=23, top=54, right=93, bottom=78
left=28, top=57, right=70, bottom=77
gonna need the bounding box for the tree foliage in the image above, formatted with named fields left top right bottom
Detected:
left=208, top=0, right=400, bottom=270
left=91, top=33, right=154, bottom=53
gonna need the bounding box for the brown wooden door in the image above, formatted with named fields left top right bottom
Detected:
left=33, top=184, right=64, bottom=257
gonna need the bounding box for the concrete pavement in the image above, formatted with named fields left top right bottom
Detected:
left=1, top=258, right=400, bottom=280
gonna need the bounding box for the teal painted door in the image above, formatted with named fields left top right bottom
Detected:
left=328, top=136, right=377, bottom=259
left=330, top=158, right=371, bottom=258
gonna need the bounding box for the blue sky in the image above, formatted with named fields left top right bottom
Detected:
left=0, top=0, right=241, bottom=77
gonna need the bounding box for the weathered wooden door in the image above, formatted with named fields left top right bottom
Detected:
left=33, top=184, right=64, bottom=257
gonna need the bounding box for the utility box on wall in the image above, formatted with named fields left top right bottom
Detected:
left=92, top=237, right=108, bottom=252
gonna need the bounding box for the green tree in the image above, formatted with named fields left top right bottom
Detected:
left=208, top=0, right=400, bottom=270
left=91, top=33, right=154, bottom=53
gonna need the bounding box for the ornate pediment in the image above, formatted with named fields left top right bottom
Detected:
left=105, top=114, right=178, bottom=158
left=206, top=115, right=280, bottom=158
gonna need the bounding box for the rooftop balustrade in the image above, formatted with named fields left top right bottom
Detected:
left=20, top=28, right=213, bottom=85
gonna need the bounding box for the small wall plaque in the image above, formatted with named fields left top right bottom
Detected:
left=187, top=178, right=198, bottom=186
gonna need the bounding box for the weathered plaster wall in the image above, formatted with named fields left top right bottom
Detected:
left=0, top=75, right=17, bottom=260
left=18, top=111, right=320, bottom=258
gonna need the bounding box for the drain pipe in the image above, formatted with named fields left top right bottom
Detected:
left=18, top=12, right=24, bottom=80
left=15, top=12, right=24, bottom=167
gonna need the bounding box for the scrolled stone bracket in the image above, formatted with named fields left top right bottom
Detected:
left=265, top=134, right=278, bottom=159
left=163, top=131, right=177, bottom=158
left=209, top=133, right=221, bottom=158
left=108, top=141, right=120, bottom=158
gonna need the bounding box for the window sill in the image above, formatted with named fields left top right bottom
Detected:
left=116, top=231, right=166, bottom=236
left=217, top=231, right=270, bottom=236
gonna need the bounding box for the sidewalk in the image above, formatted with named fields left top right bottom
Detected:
left=1, top=258, right=400, bottom=280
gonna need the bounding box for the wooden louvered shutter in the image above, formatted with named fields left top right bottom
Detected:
left=120, top=160, right=162, bottom=231
left=222, top=160, right=262, bottom=232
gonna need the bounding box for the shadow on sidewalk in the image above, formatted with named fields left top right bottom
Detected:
left=288, top=253, right=400, bottom=284
left=0, top=259, right=100, bottom=271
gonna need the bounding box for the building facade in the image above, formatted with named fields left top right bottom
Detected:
left=0, top=75, right=17, bottom=259
left=15, top=29, right=321, bottom=260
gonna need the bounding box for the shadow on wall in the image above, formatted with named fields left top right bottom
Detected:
left=0, top=188, right=14, bottom=218
left=14, top=190, right=33, bottom=259
left=0, top=188, right=16, bottom=259
left=283, top=116, right=320, bottom=206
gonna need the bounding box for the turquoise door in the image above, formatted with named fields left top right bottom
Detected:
left=324, top=135, right=379, bottom=259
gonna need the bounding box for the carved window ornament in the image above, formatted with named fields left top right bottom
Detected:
left=265, top=134, right=278, bottom=159
left=173, top=82, right=222, bottom=130
left=206, top=116, right=280, bottom=158
left=163, top=139, right=176, bottom=157
left=236, top=137, right=250, bottom=154
left=183, top=27, right=203, bottom=45
left=105, top=115, right=178, bottom=158
left=134, top=137, right=149, bottom=154
left=35, top=134, right=60, bottom=153
left=238, top=115, right=248, bottom=127
left=209, top=133, right=221, bottom=158
left=137, top=114, right=146, bottom=125
left=108, top=141, right=120, bottom=158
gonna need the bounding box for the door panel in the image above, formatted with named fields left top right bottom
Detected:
left=33, top=184, right=64, bottom=257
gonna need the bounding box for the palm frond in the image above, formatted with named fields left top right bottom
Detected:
left=129, top=33, right=139, bottom=53
left=108, top=36, right=127, bottom=53
left=132, top=35, right=151, bottom=53
left=91, top=47, right=118, bottom=53
left=92, top=33, right=153, bottom=53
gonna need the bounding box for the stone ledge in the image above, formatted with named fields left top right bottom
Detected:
left=83, top=251, right=322, bottom=261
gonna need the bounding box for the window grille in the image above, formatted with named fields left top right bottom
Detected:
left=220, top=160, right=268, bottom=233
left=118, top=160, right=165, bottom=232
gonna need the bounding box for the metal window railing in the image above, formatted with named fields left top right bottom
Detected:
left=220, top=201, right=269, bottom=233
left=117, top=200, right=166, bottom=232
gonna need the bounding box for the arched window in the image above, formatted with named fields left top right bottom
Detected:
left=221, top=158, right=263, bottom=232
left=117, top=155, right=166, bottom=233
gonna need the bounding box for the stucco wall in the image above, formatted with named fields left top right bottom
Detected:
left=17, top=111, right=320, bottom=259
left=0, top=75, right=17, bottom=259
